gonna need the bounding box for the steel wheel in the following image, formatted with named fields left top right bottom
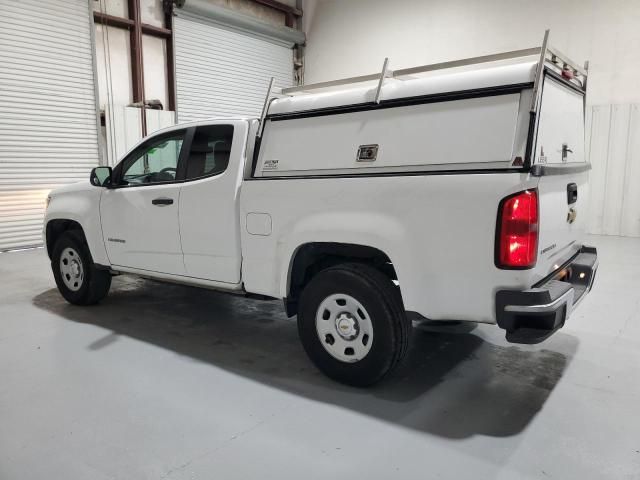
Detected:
left=59, top=247, right=84, bottom=292
left=298, top=263, right=410, bottom=386
left=315, top=293, right=374, bottom=363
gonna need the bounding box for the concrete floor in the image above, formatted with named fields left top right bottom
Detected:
left=0, top=235, right=639, bottom=480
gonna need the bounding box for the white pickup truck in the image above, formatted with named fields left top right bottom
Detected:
left=44, top=38, right=598, bottom=386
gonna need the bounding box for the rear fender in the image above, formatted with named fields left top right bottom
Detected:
left=279, top=211, right=408, bottom=298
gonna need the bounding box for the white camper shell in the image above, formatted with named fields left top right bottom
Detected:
left=255, top=47, right=587, bottom=178
left=258, top=62, right=535, bottom=176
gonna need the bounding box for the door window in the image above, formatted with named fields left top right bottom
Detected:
left=120, top=132, right=185, bottom=186
left=185, top=125, right=234, bottom=180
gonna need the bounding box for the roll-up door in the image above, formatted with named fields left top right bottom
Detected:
left=174, top=9, right=295, bottom=123
left=0, top=0, right=100, bottom=251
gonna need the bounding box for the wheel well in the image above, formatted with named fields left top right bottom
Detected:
left=285, top=242, right=398, bottom=317
left=45, top=219, right=86, bottom=259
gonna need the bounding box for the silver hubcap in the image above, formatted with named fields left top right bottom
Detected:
left=315, top=294, right=373, bottom=363
left=59, top=247, right=84, bottom=292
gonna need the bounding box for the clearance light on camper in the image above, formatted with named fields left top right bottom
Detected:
left=496, top=190, right=539, bottom=269
left=561, top=66, right=575, bottom=80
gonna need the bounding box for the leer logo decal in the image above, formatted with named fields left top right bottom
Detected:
left=263, top=159, right=279, bottom=171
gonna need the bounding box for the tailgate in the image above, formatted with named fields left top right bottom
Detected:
left=532, top=74, right=589, bottom=281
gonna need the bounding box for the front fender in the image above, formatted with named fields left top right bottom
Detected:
left=44, top=183, right=109, bottom=265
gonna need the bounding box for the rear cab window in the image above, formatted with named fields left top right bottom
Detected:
left=185, top=125, right=234, bottom=180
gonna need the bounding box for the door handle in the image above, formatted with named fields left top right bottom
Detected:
left=567, top=183, right=578, bottom=205
left=152, top=197, right=174, bottom=206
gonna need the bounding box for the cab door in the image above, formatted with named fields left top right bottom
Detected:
left=178, top=121, right=245, bottom=284
left=100, top=129, right=189, bottom=275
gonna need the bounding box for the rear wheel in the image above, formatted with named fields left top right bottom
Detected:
left=297, top=263, right=410, bottom=386
left=51, top=231, right=111, bottom=305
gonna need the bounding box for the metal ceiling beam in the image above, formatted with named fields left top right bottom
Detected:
left=250, top=0, right=302, bottom=27
left=252, top=0, right=302, bottom=16
left=128, top=0, right=146, bottom=135
left=141, top=23, right=172, bottom=38
left=93, top=11, right=135, bottom=29
left=177, top=0, right=305, bottom=46
left=93, top=11, right=171, bottom=39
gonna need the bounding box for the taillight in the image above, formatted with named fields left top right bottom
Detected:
left=496, top=189, right=538, bottom=269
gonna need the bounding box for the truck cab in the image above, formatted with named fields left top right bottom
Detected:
left=98, top=120, right=247, bottom=286
left=46, top=119, right=251, bottom=291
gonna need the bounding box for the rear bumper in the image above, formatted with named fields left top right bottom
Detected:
left=496, top=246, right=598, bottom=344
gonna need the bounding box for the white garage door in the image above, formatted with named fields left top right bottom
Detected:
left=0, top=0, right=100, bottom=251
left=174, top=15, right=293, bottom=123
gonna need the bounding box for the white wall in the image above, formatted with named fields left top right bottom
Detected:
left=94, top=0, right=299, bottom=112
left=302, top=0, right=640, bottom=236
left=302, top=0, right=640, bottom=106
left=587, top=104, right=640, bottom=237
left=93, top=0, right=168, bottom=109
left=104, top=106, right=176, bottom=165
left=142, top=34, right=169, bottom=109
left=94, top=24, right=133, bottom=109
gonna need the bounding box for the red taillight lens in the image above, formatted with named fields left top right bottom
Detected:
left=496, top=189, right=538, bottom=269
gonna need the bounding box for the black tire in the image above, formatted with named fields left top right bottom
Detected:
left=51, top=230, right=111, bottom=305
left=297, top=263, right=410, bottom=387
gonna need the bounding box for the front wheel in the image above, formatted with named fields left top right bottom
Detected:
left=297, top=263, right=410, bottom=387
left=51, top=231, right=111, bottom=305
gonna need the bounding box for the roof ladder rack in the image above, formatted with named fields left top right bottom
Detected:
left=257, top=77, right=279, bottom=138
left=280, top=30, right=589, bottom=112
left=530, top=30, right=550, bottom=113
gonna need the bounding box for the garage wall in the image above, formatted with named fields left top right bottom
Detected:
left=174, top=15, right=294, bottom=122
left=302, top=0, right=640, bottom=236
left=172, top=0, right=303, bottom=123
left=587, top=104, right=640, bottom=237
left=92, top=0, right=167, bottom=111
left=206, top=0, right=298, bottom=26
left=104, top=106, right=176, bottom=165
left=94, top=23, right=133, bottom=109
left=302, top=0, right=640, bottom=106
left=0, top=0, right=100, bottom=251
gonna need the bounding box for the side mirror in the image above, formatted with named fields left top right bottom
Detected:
left=90, top=166, right=112, bottom=187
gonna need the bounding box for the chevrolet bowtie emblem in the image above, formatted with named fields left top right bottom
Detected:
left=567, top=207, right=577, bottom=224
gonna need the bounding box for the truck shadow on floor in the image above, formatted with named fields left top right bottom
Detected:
left=33, top=275, right=577, bottom=439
